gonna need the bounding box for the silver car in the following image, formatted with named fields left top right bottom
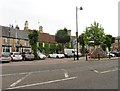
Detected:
left=0, top=52, right=11, bottom=62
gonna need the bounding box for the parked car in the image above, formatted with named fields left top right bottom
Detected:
left=48, top=53, right=65, bottom=58
left=0, top=52, right=11, bottom=62
left=106, top=52, right=115, bottom=57
left=111, top=51, right=120, bottom=57
left=11, top=52, right=23, bottom=61
left=37, top=51, right=46, bottom=60
left=22, top=52, right=35, bottom=61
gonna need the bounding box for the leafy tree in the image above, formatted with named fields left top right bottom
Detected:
left=104, top=34, right=115, bottom=51
left=101, top=44, right=107, bottom=51
left=65, top=42, right=72, bottom=49
left=28, top=30, right=39, bottom=59
left=78, top=33, right=85, bottom=55
left=50, top=44, right=56, bottom=53
left=84, top=21, right=105, bottom=47
left=44, top=43, right=50, bottom=55
left=38, top=42, right=44, bottom=52
left=56, top=44, right=63, bottom=53
left=55, top=28, right=70, bottom=52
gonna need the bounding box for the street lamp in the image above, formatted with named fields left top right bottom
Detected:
left=76, top=6, right=83, bottom=60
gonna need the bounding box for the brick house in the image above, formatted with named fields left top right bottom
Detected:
left=38, top=33, right=58, bottom=55
left=0, top=25, right=31, bottom=52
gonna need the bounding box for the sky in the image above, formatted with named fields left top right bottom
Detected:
left=0, top=0, right=119, bottom=37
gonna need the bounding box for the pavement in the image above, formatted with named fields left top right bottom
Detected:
left=1, top=57, right=83, bottom=66
left=1, top=57, right=119, bottom=66
left=87, top=57, right=119, bottom=61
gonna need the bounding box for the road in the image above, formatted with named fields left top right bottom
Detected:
left=0, top=57, right=119, bottom=90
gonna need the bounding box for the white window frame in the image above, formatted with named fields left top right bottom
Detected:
left=3, top=38, right=8, bottom=44
left=24, top=40, right=29, bottom=46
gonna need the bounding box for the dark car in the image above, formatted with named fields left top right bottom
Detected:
left=111, top=51, right=120, bottom=57
left=22, top=52, right=34, bottom=61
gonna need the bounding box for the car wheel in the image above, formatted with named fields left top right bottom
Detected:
left=56, top=56, right=59, bottom=58
left=23, top=57, right=26, bottom=61
left=48, top=55, right=51, bottom=58
left=11, top=58, right=13, bottom=61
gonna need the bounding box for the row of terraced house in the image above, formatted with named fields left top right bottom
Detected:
left=0, top=23, right=76, bottom=54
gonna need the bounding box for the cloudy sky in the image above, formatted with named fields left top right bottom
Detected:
left=0, top=0, right=119, bottom=37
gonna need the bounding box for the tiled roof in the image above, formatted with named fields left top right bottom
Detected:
left=1, top=26, right=28, bottom=40
left=39, top=33, right=56, bottom=43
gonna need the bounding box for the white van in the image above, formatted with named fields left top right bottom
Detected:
left=64, top=49, right=81, bottom=57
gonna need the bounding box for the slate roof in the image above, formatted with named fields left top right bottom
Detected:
left=1, top=26, right=28, bottom=40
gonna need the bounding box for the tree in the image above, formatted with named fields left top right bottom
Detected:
left=44, top=43, right=50, bottom=55
left=78, top=33, right=85, bottom=55
left=38, top=42, right=44, bottom=52
left=65, top=42, right=72, bottom=49
left=84, top=21, right=105, bottom=47
left=50, top=44, right=57, bottom=53
left=56, top=44, right=62, bottom=53
left=55, top=28, right=70, bottom=52
left=101, top=44, right=107, bottom=51
left=104, top=34, right=115, bottom=51
left=28, top=30, right=39, bottom=59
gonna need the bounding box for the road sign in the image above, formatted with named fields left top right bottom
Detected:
left=72, top=39, right=77, bottom=46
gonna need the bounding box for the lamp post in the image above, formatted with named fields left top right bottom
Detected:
left=76, top=6, right=83, bottom=60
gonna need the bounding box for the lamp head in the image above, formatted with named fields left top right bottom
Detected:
left=80, top=7, right=83, bottom=10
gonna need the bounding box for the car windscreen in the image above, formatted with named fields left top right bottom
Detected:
left=2, top=52, right=10, bottom=57
left=24, top=52, right=31, bottom=54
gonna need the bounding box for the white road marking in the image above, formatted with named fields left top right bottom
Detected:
left=100, top=68, right=118, bottom=74
left=6, top=77, right=77, bottom=89
left=10, top=73, right=31, bottom=87
left=0, top=72, right=28, bottom=77
left=1, top=69, right=62, bottom=77
left=93, top=68, right=118, bottom=74
left=62, top=69, right=69, bottom=78
left=93, top=69, right=99, bottom=73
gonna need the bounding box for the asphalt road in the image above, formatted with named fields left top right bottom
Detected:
left=0, top=58, right=119, bottom=90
